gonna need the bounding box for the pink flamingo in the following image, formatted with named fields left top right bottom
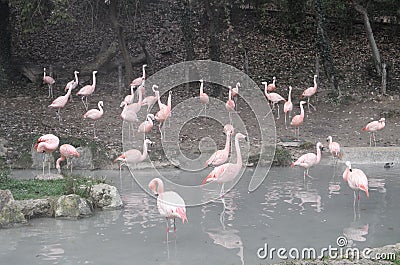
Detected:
left=130, top=64, right=147, bottom=88
left=262, top=81, right=286, bottom=119
left=362, top=118, right=385, bottom=147
left=83, top=100, right=104, bottom=138
left=205, top=124, right=234, bottom=167
left=76, top=70, right=97, bottom=110
left=283, top=86, right=293, bottom=129
left=202, top=133, right=247, bottom=197
left=123, top=84, right=135, bottom=105
left=155, top=91, right=172, bottom=140
left=48, top=84, right=73, bottom=123
left=291, top=142, right=323, bottom=180
left=267, top=76, right=276, bottom=92
left=138, top=113, right=155, bottom=137
left=343, top=161, right=369, bottom=207
left=327, top=136, right=342, bottom=165
left=114, top=139, right=153, bottom=170
left=56, top=144, right=80, bottom=173
left=43, top=67, right=56, bottom=98
left=120, top=101, right=139, bottom=138
left=225, top=86, right=236, bottom=124
left=198, top=79, right=209, bottom=116
left=142, top=85, right=160, bottom=113
left=290, top=101, right=306, bottom=140
left=300, top=74, right=318, bottom=112
left=34, top=134, right=60, bottom=176
left=148, top=178, right=188, bottom=240
left=64, top=70, right=79, bottom=102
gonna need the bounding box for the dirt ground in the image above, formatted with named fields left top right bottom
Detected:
left=0, top=79, right=399, bottom=169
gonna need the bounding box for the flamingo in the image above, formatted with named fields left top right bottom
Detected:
left=142, top=85, right=160, bottom=113
left=155, top=91, right=172, bottom=141
left=343, top=161, right=369, bottom=207
left=202, top=133, right=247, bottom=198
left=128, top=82, right=144, bottom=114
left=83, top=100, right=104, bottom=138
left=205, top=124, right=234, bottom=167
left=327, top=136, right=342, bottom=165
left=56, top=144, right=80, bottom=173
left=76, top=70, right=97, bottom=110
left=283, top=86, right=293, bottom=129
left=267, top=76, right=276, bottom=92
left=262, top=82, right=286, bottom=119
left=64, top=70, right=79, bottom=102
left=130, top=64, right=147, bottom=88
left=148, top=178, right=188, bottom=240
left=232, top=82, right=240, bottom=110
left=225, top=86, right=235, bottom=124
left=362, top=118, right=385, bottom=147
left=114, top=139, right=153, bottom=170
left=198, top=79, right=209, bottom=116
left=123, top=84, right=135, bottom=105
left=34, top=134, right=59, bottom=176
left=48, top=84, right=73, bottom=123
left=43, top=67, right=55, bottom=98
left=120, top=101, right=139, bottom=138
left=300, top=74, right=318, bottom=112
left=291, top=142, right=323, bottom=180
left=290, top=101, right=306, bottom=140
left=138, top=113, right=155, bottom=137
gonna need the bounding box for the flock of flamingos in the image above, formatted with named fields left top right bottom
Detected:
left=34, top=64, right=386, bottom=236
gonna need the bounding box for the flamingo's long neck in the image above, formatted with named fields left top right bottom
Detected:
left=147, top=115, right=153, bottom=125
left=300, top=103, right=304, bottom=118
left=66, top=85, right=73, bottom=97
left=130, top=85, right=134, bottom=96
left=228, top=89, right=232, bottom=101
left=329, top=137, right=333, bottom=145
left=43, top=69, right=46, bottom=78
left=142, top=66, right=146, bottom=79
left=137, top=89, right=143, bottom=104
left=316, top=144, right=322, bottom=164
left=223, top=133, right=231, bottom=153
left=200, top=82, right=204, bottom=95
left=343, top=165, right=351, bottom=181
left=56, top=156, right=66, bottom=169
left=98, top=103, right=103, bottom=114
left=74, top=72, right=79, bottom=83
left=234, top=135, right=242, bottom=166
left=288, top=88, right=292, bottom=102
left=167, top=93, right=171, bottom=109
left=273, top=78, right=276, bottom=85
left=313, top=76, right=317, bottom=88
left=156, top=179, right=164, bottom=194
left=92, top=72, right=97, bottom=87
left=140, top=141, right=149, bottom=161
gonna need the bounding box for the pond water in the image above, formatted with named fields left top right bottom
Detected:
left=1, top=164, right=399, bottom=264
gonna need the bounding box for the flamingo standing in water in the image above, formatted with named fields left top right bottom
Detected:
left=225, top=86, right=235, bottom=124
left=343, top=161, right=369, bottom=207
left=48, top=84, right=73, bottom=123
left=148, top=178, right=188, bottom=240
left=34, top=134, right=60, bottom=176
left=266, top=76, right=276, bottom=92
left=142, top=85, right=160, bottom=113
left=155, top=91, right=172, bottom=141
left=300, top=74, right=318, bottom=112
left=198, top=79, right=209, bottom=116
left=202, top=133, right=247, bottom=199
left=138, top=113, right=155, bottom=137
left=64, top=70, right=79, bottom=102
left=114, top=139, right=153, bottom=171
left=362, top=118, right=385, bottom=147
left=327, top=136, right=342, bottom=165
left=291, top=142, right=323, bottom=180
left=262, top=82, right=286, bottom=119
left=205, top=124, right=234, bottom=167
left=56, top=144, right=80, bottom=173
left=76, top=70, right=97, bottom=110
left=290, top=101, right=306, bottom=140
left=283, top=86, right=293, bottom=129
left=83, top=100, right=104, bottom=138
left=43, top=67, right=55, bottom=98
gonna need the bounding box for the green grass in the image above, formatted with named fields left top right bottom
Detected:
left=0, top=171, right=106, bottom=200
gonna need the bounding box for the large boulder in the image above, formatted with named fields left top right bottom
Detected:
left=0, top=190, right=26, bottom=228
left=55, top=194, right=93, bottom=219
left=15, top=198, right=54, bottom=218
left=91, top=183, right=123, bottom=210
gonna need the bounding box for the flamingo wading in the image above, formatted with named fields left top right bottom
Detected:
left=34, top=134, right=60, bottom=176
left=291, top=142, right=323, bottom=180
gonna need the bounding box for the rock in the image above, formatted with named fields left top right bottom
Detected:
left=15, top=198, right=54, bottom=218
left=73, top=147, right=94, bottom=170
left=55, top=194, right=93, bottom=219
left=91, top=183, right=123, bottom=210
left=0, top=190, right=26, bottom=228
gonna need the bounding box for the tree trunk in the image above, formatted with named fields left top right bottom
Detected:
left=315, top=0, right=340, bottom=97
left=0, top=0, right=11, bottom=86
left=353, top=2, right=382, bottom=75
left=381, top=63, right=387, bottom=95
left=181, top=1, right=195, bottom=61
left=109, top=0, right=133, bottom=86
